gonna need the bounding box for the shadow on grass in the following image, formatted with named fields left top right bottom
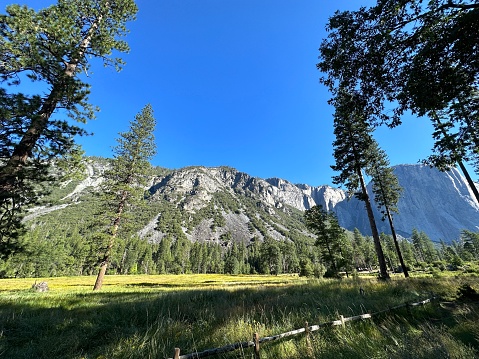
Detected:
left=0, top=277, right=476, bottom=359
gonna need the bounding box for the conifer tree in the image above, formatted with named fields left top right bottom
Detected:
left=259, top=237, right=282, bottom=275
left=0, top=0, right=138, bottom=256
left=461, top=230, right=479, bottom=260
left=304, top=205, right=352, bottom=277
left=352, top=228, right=367, bottom=270
left=411, top=229, right=438, bottom=264
left=93, top=104, right=156, bottom=290
left=330, top=90, right=389, bottom=279
left=366, top=141, right=409, bottom=277
left=318, top=0, right=479, bottom=200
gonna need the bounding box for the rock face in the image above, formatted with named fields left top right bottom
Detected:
left=26, top=159, right=479, bottom=244
left=145, top=164, right=479, bottom=243
left=366, top=165, right=479, bottom=242
left=314, top=165, right=479, bottom=243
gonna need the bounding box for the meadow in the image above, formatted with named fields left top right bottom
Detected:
left=1, top=273, right=479, bottom=359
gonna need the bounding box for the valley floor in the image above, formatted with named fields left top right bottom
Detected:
left=1, top=273, right=478, bottom=359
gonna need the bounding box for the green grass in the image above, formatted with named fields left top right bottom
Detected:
left=1, top=274, right=478, bottom=359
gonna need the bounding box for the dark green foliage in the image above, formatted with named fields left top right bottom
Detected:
left=93, top=104, right=157, bottom=289
left=304, top=205, right=353, bottom=276
left=1, top=164, right=476, bottom=278
left=366, top=143, right=409, bottom=277
left=330, top=89, right=389, bottom=279
left=460, top=230, right=479, bottom=260
left=412, top=229, right=439, bottom=264
left=352, top=228, right=377, bottom=271
left=318, top=0, right=479, bottom=175
left=367, top=143, right=402, bottom=220
left=0, top=0, right=138, bottom=256
left=330, top=90, right=375, bottom=196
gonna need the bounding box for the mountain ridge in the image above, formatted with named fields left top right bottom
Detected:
left=26, top=159, right=479, bottom=244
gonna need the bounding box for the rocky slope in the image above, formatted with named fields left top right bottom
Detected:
left=145, top=164, right=479, bottom=243
left=26, top=159, right=479, bottom=244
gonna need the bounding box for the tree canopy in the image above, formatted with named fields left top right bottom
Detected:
left=318, top=0, right=479, bottom=172
left=0, top=0, right=138, bottom=256
left=305, top=205, right=353, bottom=277
left=93, top=104, right=156, bottom=290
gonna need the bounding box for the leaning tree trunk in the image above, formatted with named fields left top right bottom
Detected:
left=375, top=173, right=410, bottom=278
left=385, top=208, right=409, bottom=278
left=93, top=190, right=127, bottom=291
left=357, top=169, right=390, bottom=280
left=0, top=88, right=59, bottom=193
left=0, top=12, right=102, bottom=195
left=458, top=161, right=479, bottom=205
left=431, top=113, right=479, bottom=204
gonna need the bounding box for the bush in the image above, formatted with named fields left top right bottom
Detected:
left=313, top=263, right=326, bottom=278
left=299, top=259, right=314, bottom=277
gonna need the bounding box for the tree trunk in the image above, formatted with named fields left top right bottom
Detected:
left=375, top=171, right=410, bottom=278
left=358, top=169, right=390, bottom=279
left=386, top=208, right=409, bottom=278
left=93, top=236, right=115, bottom=291
left=458, top=161, right=479, bottom=205
left=92, top=190, right=127, bottom=291
left=431, top=112, right=479, bottom=204
left=0, top=11, right=102, bottom=195
left=93, top=262, right=108, bottom=290
left=0, top=89, right=59, bottom=193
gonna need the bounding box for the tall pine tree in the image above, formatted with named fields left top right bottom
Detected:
left=318, top=1, right=479, bottom=202
left=330, top=90, right=389, bottom=279
left=93, top=104, right=156, bottom=290
left=0, top=0, right=138, bottom=256
left=366, top=141, right=409, bottom=277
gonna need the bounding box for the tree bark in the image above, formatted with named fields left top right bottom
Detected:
left=458, top=161, right=479, bottom=205
left=0, top=9, right=102, bottom=194
left=0, top=89, right=59, bottom=188
left=386, top=208, right=409, bottom=278
left=358, top=169, right=390, bottom=279
left=93, top=262, right=108, bottom=290
left=93, top=190, right=127, bottom=291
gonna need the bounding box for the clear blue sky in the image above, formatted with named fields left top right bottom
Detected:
left=10, top=0, right=450, bottom=187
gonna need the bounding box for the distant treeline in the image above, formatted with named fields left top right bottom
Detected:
left=1, top=219, right=478, bottom=278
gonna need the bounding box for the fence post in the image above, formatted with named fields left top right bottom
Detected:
left=305, top=321, right=313, bottom=358
left=173, top=348, right=180, bottom=359
left=253, top=332, right=261, bottom=359
left=340, top=315, right=345, bottom=328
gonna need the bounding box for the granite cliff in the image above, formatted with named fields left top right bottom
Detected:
left=26, top=160, right=479, bottom=244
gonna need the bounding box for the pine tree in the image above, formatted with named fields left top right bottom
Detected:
left=330, top=90, right=389, bottom=279
left=259, top=237, right=282, bottom=275
left=318, top=1, right=479, bottom=182
left=399, top=239, right=416, bottom=270
left=366, top=141, right=409, bottom=277
left=411, top=229, right=438, bottom=264
left=0, top=0, right=138, bottom=256
left=352, top=228, right=368, bottom=270
left=304, top=205, right=352, bottom=277
left=411, top=229, right=426, bottom=263
left=461, top=230, right=479, bottom=260
left=93, top=104, right=156, bottom=290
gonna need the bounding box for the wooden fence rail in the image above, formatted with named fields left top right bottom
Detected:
left=168, top=297, right=435, bottom=359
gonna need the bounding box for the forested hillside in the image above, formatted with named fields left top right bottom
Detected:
left=1, top=157, right=478, bottom=278
left=1, top=0, right=479, bottom=282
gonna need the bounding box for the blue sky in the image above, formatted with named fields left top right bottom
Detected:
left=10, top=0, right=446, bottom=187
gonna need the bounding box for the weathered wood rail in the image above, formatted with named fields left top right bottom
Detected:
left=168, top=297, right=435, bottom=359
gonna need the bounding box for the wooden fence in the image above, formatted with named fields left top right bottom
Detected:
left=168, top=297, right=435, bottom=359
